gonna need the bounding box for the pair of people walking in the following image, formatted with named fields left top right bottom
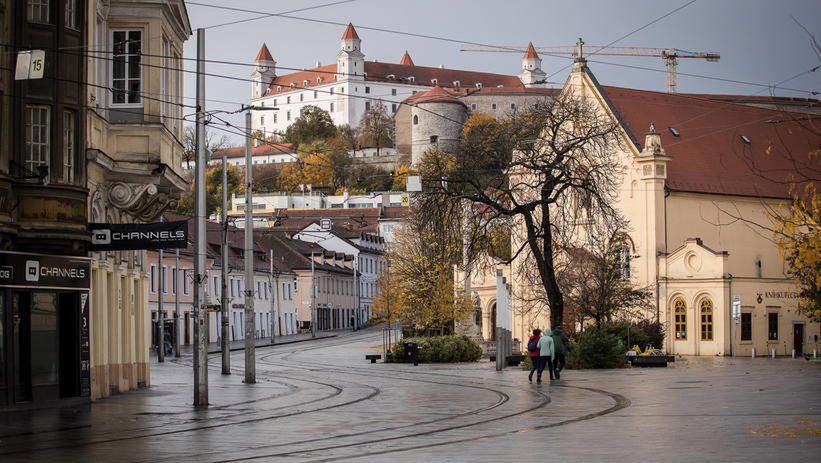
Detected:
left=526, top=327, right=568, bottom=383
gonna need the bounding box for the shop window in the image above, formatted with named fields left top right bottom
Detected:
left=741, top=313, right=752, bottom=341
left=768, top=312, right=778, bottom=340
left=674, top=297, right=686, bottom=340
left=700, top=298, right=713, bottom=341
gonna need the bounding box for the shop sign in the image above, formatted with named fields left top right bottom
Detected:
left=756, top=290, right=800, bottom=304
left=0, top=251, right=90, bottom=289
left=89, top=221, right=188, bottom=251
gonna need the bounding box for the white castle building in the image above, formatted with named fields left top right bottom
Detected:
left=248, top=24, right=550, bottom=138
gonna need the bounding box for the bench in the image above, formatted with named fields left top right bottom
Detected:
left=365, top=354, right=382, bottom=364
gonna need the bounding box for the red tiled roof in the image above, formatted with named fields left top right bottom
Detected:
left=405, top=85, right=466, bottom=106
left=399, top=51, right=414, bottom=66
left=255, top=43, right=274, bottom=62
left=341, top=23, right=360, bottom=40
left=524, top=42, right=539, bottom=60
left=601, top=85, right=821, bottom=199
left=213, top=144, right=295, bottom=159
left=267, top=62, right=522, bottom=95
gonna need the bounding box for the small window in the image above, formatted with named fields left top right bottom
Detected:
left=470, top=103, right=477, bottom=111
left=273, top=99, right=278, bottom=106
left=62, top=111, right=75, bottom=184
left=330, top=88, right=334, bottom=95
left=491, top=103, right=497, bottom=110
left=669, top=127, right=680, bottom=137
left=365, top=86, right=370, bottom=94
left=330, top=103, right=334, bottom=112
left=300, top=93, right=304, bottom=102
left=287, top=111, right=291, bottom=121
left=510, top=103, right=516, bottom=110
left=303, top=80, right=308, bottom=87
left=28, top=0, right=50, bottom=24
left=391, top=104, right=397, bottom=113
left=392, top=88, right=397, bottom=96
left=700, top=298, right=713, bottom=341
left=741, top=313, right=752, bottom=341
left=314, top=90, right=318, bottom=98
left=431, top=78, right=438, bottom=85
left=413, top=115, right=418, bottom=125
left=475, top=83, right=483, bottom=89
left=317, top=77, right=322, bottom=84
left=365, top=102, right=371, bottom=111
left=674, top=298, right=686, bottom=340
left=430, top=135, right=438, bottom=144
left=620, top=246, right=631, bottom=280
left=408, top=76, right=416, bottom=83
left=289, top=83, right=295, bottom=88
left=287, top=96, right=291, bottom=104
left=65, top=0, right=79, bottom=29
left=768, top=312, right=778, bottom=340
left=260, top=116, right=265, bottom=125
left=277, top=86, right=282, bottom=92
left=453, top=81, right=460, bottom=87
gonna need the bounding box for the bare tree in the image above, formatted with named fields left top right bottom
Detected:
left=418, top=94, right=624, bottom=328
left=182, top=125, right=231, bottom=169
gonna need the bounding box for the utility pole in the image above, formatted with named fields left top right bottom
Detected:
left=354, top=256, right=359, bottom=331
left=311, top=251, right=317, bottom=338
left=221, top=155, right=230, bottom=375
left=157, top=215, right=165, bottom=363
left=174, top=247, right=180, bottom=358
left=269, top=248, right=277, bottom=343
left=243, top=109, right=255, bottom=384
left=192, top=27, right=208, bottom=407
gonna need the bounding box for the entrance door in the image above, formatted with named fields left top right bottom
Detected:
left=793, top=323, right=804, bottom=356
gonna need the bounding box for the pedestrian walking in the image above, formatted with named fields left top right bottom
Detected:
left=551, top=326, right=568, bottom=379
left=526, top=329, right=542, bottom=383
left=537, top=331, right=555, bottom=383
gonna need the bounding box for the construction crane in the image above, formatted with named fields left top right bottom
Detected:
left=460, top=38, right=720, bottom=93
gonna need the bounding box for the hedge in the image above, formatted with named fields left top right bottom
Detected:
left=391, top=335, right=483, bottom=363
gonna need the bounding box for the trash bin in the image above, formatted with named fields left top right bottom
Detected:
left=403, top=342, right=419, bottom=366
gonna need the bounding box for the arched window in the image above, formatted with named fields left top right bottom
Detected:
left=700, top=298, right=713, bottom=341
left=674, top=298, right=687, bottom=340
left=413, top=115, right=418, bottom=125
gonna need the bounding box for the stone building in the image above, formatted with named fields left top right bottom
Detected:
left=85, top=0, right=190, bottom=400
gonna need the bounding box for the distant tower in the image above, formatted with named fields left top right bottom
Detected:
left=251, top=43, right=276, bottom=99
left=519, top=42, right=547, bottom=87
left=337, top=23, right=364, bottom=81
left=410, top=86, right=467, bottom=166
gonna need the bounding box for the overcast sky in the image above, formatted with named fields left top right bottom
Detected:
left=182, top=0, right=821, bottom=144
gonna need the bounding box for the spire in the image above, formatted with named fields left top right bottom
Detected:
left=400, top=50, right=415, bottom=66
left=643, top=123, right=665, bottom=156
left=341, top=23, right=360, bottom=40
left=523, top=42, right=539, bottom=60
left=255, top=43, right=274, bottom=62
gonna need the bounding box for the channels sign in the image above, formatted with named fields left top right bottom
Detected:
left=89, top=221, right=188, bottom=251
left=0, top=251, right=90, bottom=290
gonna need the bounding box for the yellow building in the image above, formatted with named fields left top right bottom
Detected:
left=85, top=0, right=191, bottom=399
left=503, top=59, right=820, bottom=357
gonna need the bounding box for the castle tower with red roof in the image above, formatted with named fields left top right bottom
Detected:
left=337, top=23, right=364, bottom=82
left=251, top=43, right=276, bottom=99
left=519, top=42, right=547, bottom=87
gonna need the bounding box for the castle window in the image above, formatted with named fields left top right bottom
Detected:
left=286, top=111, right=291, bottom=121
left=391, top=104, right=397, bottom=113
left=470, top=103, right=477, bottom=111
left=430, top=135, right=438, bottom=144
left=300, top=93, right=304, bottom=102
left=314, top=90, right=318, bottom=98
left=475, top=83, right=483, bottom=89
left=511, top=103, right=516, bottom=110
left=330, top=103, right=334, bottom=112
left=674, top=298, right=686, bottom=340
left=387, top=74, right=396, bottom=80
left=277, top=86, right=282, bottom=92
left=453, top=81, right=460, bottom=87
left=408, top=76, right=416, bottom=83
left=431, top=78, right=438, bottom=85
left=287, top=96, right=291, bottom=104
left=365, top=102, right=371, bottom=111
left=392, top=88, right=397, bottom=96
left=492, top=103, right=497, bottom=110
left=365, top=86, right=370, bottom=94
left=303, top=80, right=309, bottom=87
left=413, top=115, right=418, bottom=125
left=317, top=77, right=323, bottom=84
left=289, top=83, right=295, bottom=88
left=700, top=298, right=713, bottom=341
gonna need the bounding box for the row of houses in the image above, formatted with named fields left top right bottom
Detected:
left=146, top=213, right=388, bottom=352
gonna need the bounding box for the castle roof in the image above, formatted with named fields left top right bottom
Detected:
left=405, top=85, right=466, bottom=106
left=399, top=51, right=414, bottom=66
left=255, top=43, right=274, bottom=62
left=341, top=23, right=360, bottom=40
left=524, top=42, right=539, bottom=60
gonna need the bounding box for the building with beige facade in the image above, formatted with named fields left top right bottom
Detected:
left=85, top=0, right=190, bottom=400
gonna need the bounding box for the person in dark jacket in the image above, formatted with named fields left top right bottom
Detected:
left=526, top=329, right=542, bottom=383
left=552, top=327, right=569, bottom=379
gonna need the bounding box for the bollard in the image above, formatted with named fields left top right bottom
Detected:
left=751, top=347, right=756, bottom=359
left=771, top=348, right=775, bottom=359
left=792, top=349, right=796, bottom=359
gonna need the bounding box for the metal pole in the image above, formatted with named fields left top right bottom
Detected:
left=354, top=257, right=359, bottom=331
left=193, top=27, right=208, bottom=407
left=221, top=155, right=230, bottom=375
left=174, top=247, right=180, bottom=358
left=311, top=251, right=316, bottom=338
left=158, top=244, right=165, bottom=363
left=269, top=249, right=277, bottom=342
left=244, top=109, right=255, bottom=384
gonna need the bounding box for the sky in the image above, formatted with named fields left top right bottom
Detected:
left=182, top=0, right=821, bottom=145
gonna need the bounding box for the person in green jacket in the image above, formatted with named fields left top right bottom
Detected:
left=536, top=334, right=555, bottom=383
left=551, top=327, right=569, bottom=379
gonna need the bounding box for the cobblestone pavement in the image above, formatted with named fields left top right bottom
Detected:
left=1, top=328, right=819, bottom=462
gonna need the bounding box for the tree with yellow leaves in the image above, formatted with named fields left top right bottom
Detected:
left=773, top=183, right=820, bottom=321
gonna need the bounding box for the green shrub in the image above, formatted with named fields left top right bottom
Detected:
left=596, top=320, right=665, bottom=351
left=567, top=329, right=626, bottom=369
left=391, top=335, right=482, bottom=363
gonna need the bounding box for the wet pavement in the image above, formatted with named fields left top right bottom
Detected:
left=0, top=328, right=819, bottom=462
